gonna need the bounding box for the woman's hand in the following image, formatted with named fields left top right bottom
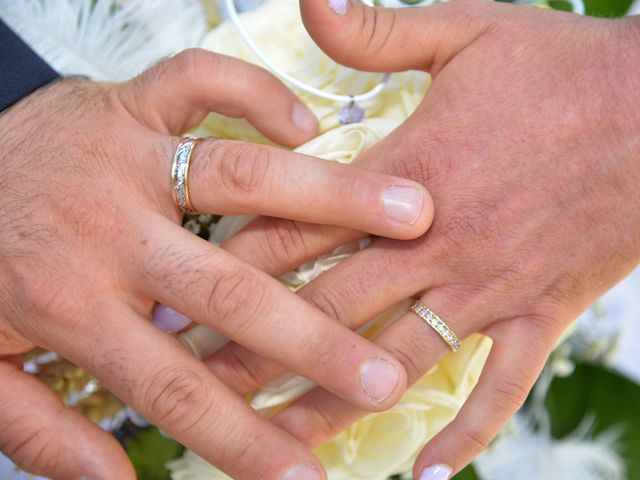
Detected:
left=0, top=49, right=433, bottom=480
left=202, top=2, right=640, bottom=478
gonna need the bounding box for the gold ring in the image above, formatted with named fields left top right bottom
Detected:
left=171, top=137, right=201, bottom=214
left=410, top=301, right=461, bottom=352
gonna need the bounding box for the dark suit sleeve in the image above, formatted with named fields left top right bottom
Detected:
left=0, top=18, right=59, bottom=112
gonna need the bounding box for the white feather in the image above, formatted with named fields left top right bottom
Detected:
left=0, top=0, right=207, bottom=82
left=475, top=414, right=626, bottom=480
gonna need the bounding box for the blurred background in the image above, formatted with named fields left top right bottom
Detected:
left=0, top=0, right=639, bottom=479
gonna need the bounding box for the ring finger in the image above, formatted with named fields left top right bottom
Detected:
left=270, top=289, right=489, bottom=447
left=155, top=136, right=433, bottom=240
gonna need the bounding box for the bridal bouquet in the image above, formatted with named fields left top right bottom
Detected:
left=2, top=0, right=638, bottom=479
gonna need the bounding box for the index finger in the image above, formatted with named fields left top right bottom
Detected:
left=65, top=305, right=327, bottom=480
left=133, top=216, right=408, bottom=412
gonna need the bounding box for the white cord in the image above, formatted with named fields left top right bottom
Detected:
left=223, top=0, right=390, bottom=105
left=223, top=0, right=586, bottom=104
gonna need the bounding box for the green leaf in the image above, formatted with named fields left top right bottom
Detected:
left=127, top=428, right=185, bottom=480
left=547, top=0, right=632, bottom=16
left=584, top=0, right=633, bottom=17
left=546, top=364, right=640, bottom=478
left=455, top=464, right=480, bottom=479
left=548, top=1, right=574, bottom=12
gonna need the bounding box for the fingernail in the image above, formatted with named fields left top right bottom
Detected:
left=382, top=185, right=424, bottom=225
left=292, top=103, right=318, bottom=133
left=281, top=463, right=321, bottom=480
left=152, top=304, right=191, bottom=333
left=328, top=0, right=348, bottom=15
left=78, top=476, right=96, bottom=480
left=360, top=358, right=400, bottom=404
left=420, top=464, right=453, bottom=480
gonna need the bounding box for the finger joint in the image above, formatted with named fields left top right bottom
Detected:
left=205, top=267, right=268, bottom=336
left=143, top=366, right=214, bottom=436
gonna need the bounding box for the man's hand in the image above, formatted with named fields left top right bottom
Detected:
left=0, top=49, right=434, bottom=479
left=205, top=1, right=640, bottom=477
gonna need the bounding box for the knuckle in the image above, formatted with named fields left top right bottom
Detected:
left=492, top=376, right=530, bottom=412
left=306, top=404, right=339, bottom=442
left=142, top=243, right=201, bottom=292
left=437, top=200, right=498, bottom=253
left=277, top=403, right=338, bottom=446
left=143, top=366, right=213, bottom=435
left=206, top=267, right=268, bottom=334
left=232, top=430, right=267, bottom=472
left=541, top=271, right=582, bottom=312
left=259, top=219, right=309, bottom=271
left=513, top=314, right=560, bottom=350
left=172, top=48, right=208, bottom=80
left=213, top=142, right=272, bottom=199
left=20, top=274, right=81, bottom=325
left=386, top=135, right=448, bottom=185
left=461, top=427, right=493, bottom=453
left=47, top=187, right=125, bottom=244
left=0, top=324, right=33, bottom=352
left=221, top=346, right=271, bottom=394
left=305, top=286, right=348, bottom=325
left=1, top=425, right=59, bottom=475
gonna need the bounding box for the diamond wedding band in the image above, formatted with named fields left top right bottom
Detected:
left=410, top=301, right=461, bottom=352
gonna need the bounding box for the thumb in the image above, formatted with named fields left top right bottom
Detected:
left=299, top=0, right=496, bottom=73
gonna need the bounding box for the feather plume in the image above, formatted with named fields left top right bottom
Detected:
left=0, top=0, right=207, bottom=82
left=475, top=414, right=626, bottom=480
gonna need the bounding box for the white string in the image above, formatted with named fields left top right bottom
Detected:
left=223, top=0, right=586, bottom=105
left=223, top=0, right=390, bottom=104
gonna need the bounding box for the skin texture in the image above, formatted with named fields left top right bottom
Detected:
left=0, top=49, right=434, bottom=479
left=204, top=0, right=640, bottom=477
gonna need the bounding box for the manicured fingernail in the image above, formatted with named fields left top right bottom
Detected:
left=292, top=103, right=318, bottom=133
left=420, top=464, right=453, bottom=480
left=382, top=185, right=424, bottom=225
left=152, top=304, right=191, bottom=333
left=328, top=0, right=348, bottom=15
left=360, top=358, right=400, bottom=404
left=281, top=463, right=321, bottom=480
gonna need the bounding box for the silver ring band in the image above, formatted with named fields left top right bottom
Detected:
left=171, top=137, right=200, bottom=214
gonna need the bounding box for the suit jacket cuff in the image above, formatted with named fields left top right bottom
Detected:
left=0, top=19, right=59, bottom=112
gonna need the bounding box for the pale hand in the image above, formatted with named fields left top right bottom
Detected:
left=204, top=1, right=640, bottom=477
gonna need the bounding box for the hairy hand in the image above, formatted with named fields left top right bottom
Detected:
left=0, top=49, right=433, bottom=479
left=205, top=2, right=640, bottom=477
